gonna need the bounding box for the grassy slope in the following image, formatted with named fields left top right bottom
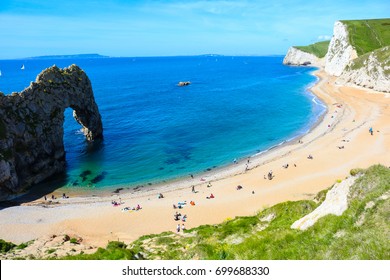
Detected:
left=294, top=41, right=330, bottom=58
left=341, top=18, right=390, bottom=56
left=52, top=165, right=389, bottom=260
left=346, top=46, right=390, bottom=75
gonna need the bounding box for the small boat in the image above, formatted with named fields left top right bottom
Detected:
left=178, top=81, right=191, bottom=87
left=0, top=70, right=2, bottom=76
left=21, top=64, right=25, bottom=70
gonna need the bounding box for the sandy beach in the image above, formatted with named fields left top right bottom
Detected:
left=0, top=69, right=389, bottom=251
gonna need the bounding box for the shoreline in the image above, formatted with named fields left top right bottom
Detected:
left=1, top=68, right=389, bottom=251
left=20, top=68, right=327, bottom=200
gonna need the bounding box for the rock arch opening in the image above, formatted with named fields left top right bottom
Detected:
left=0, top=65, right=103, bottom=200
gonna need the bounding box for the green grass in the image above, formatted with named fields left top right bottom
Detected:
left=341, top=18, right=390, bottom=56
left=294, top=41, right=330, bottom=58
left=60, top=241, right=140, bottom=260
left=346, top=46, right=390, bottom=75
left=0, top=239, right=16, bottom=253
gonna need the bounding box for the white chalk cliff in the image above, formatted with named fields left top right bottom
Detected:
left=324, top=21, right=358, bottom=76
left=285, top=20, right=389, bottom=93
left=283, top=47, right=323, bottom=67
left=337, top=46, right=390, bottom=93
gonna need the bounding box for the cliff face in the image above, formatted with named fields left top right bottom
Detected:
left=324, top=21, right=358, bottom=76
left=0, top=65, right=103, bottom=201
left=337, top=46, right=390, bottom=92
left=285, top=19, right=390, bottom=93
left=283, top=47, right=323, bottom=67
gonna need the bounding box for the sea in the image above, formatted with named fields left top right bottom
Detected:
left=0, top=55, right=325, bottom=193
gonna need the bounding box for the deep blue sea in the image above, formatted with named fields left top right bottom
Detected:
left=0, top=56, right=324, bottom=192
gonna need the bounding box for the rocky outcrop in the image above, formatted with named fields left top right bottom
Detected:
left=0, top=65, right=103, bottom=201
left=324, top=21, right=358, bottom=76
left=337, top=46, right=390, bottom=92
left=283, top=47, right=323, bottom=67
left=291, top=176, right=359, bottom=230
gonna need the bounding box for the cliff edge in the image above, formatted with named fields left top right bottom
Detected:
left=283, top=41, right=329, bottom=67
left=283, top=47, right=322, bottom=67
left=0, top=65, right=103, bottom=201
left=284, top=18, right=390, bottom=93
left=324, top=21, right=358, bottom=76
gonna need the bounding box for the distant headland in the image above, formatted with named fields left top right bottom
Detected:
left=26, top=54, right=109, bottom=59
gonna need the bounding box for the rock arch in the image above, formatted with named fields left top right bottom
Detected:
left=0, top=65, right=103, bottom=200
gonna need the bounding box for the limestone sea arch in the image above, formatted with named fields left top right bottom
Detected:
left=0, top=65, right=103, bottom=201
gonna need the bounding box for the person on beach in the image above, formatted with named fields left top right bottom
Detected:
left=369, top=127, right=373, bottom=135
left=176, top=224, right=180, bottom=233
left=182, top=214, right=187, bottom=222
left=191, top=185, right=195, bottom=193
left=268, top=170, right=273, bottom=180
left=190, top=201, right=195, bottom=206
left=190, top=174, right=194, bottom=179
left=234, top=158, right=237, bottom=164
left=207, top=182, right=212, bottom=188
left=181, top=224, right=186, bottom=231
left=44, top=195, right=47, bottom=201
left=158, top=193, right=164, bottom=199
left=307, top=154, right=313, bottom=159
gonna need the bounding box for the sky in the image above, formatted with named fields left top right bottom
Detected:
left=0, top=0, right=389, bottom=58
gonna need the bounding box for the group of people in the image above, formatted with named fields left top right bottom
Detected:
left=206, top=193, right=215, bottom=199
left=44, top=193, right=69, bottom=201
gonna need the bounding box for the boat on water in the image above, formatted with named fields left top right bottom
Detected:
left=178, top=81, right=191, bottom=87
left=21, top=64, right=25, bottom=70
left=0, top=70, right=2, bottom=76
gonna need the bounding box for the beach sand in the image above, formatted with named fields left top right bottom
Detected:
left=0, top=70, right=389, bottom=250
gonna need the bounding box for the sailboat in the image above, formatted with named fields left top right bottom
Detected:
left=21, top=64, right=25, bottom=70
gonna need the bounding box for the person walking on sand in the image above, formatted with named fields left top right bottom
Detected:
left=192, top=185, right=195, bottom=193
left=181, top=224, right=186, bottom=232
left=176, top=224, right=181, bottom=233
left=369, top=127, right=373, bottom=135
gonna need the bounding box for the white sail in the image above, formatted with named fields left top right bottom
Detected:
left=21, top=64, right=25, bottom=70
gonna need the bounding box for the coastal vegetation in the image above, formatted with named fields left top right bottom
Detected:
left=294, top=41, right=330, bottom=58
left=346, top=46, right=390, bottom=74
left=341, top=18, right=390, bottom=56
left=3, top=165, right=388, bottom=260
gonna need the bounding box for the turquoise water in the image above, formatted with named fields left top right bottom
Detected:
left=0, top=56, right=324, bottom=191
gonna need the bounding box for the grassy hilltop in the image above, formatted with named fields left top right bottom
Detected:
left=293, top=18, right=390, bottom=59
left=295, top=41, right=330, bottom=58
left=341, top=18, right=390, bottom=56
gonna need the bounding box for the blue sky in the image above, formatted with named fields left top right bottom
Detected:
left=0, top=0, right=389, bottom=58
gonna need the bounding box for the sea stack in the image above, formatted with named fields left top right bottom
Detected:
left=0, top=65, right=103, bottom=201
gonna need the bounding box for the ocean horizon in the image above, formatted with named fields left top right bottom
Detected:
left=0, top=55, right=325, bottom=193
